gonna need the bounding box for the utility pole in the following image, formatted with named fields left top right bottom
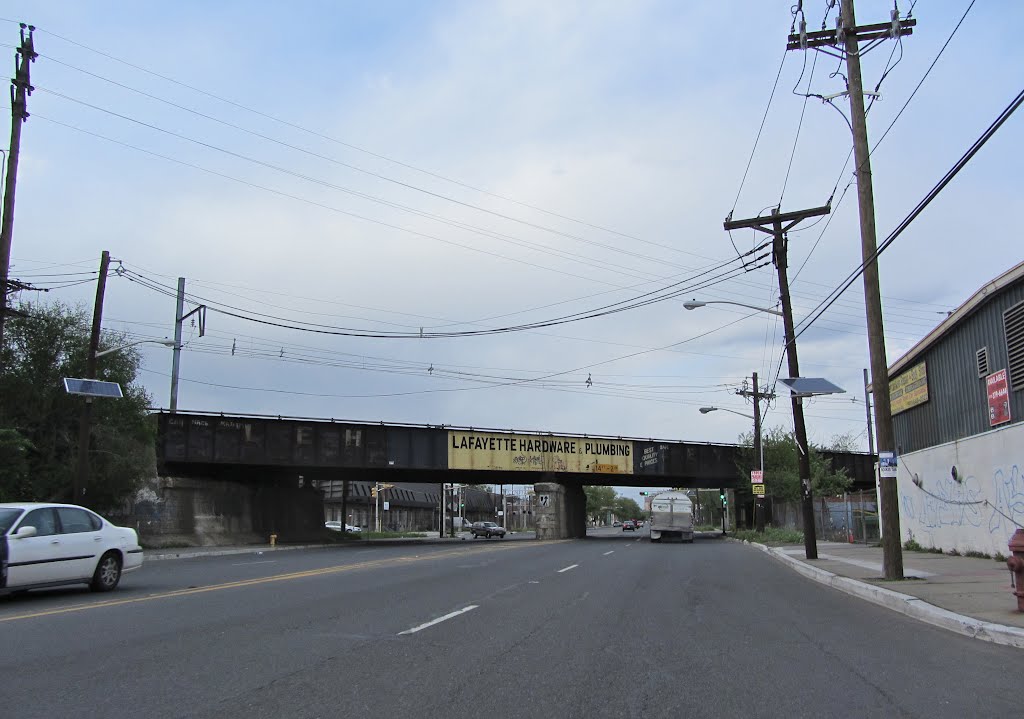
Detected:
left=0, top=24, right=37, bottom=371
left=862, top=368, right=875, bottom=455
left=74, top=250, right=111, bottom=503
left=725, top=205, right=830, bottom=559
left=170, top=278, right=185, bottom=412
left=786, top=0, right=912, bottom=580
left=737, top=372, right=772, bottom=532
left=168, top=277, right=205, bottom=412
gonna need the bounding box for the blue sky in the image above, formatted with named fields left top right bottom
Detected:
left=3, top=2, right=1021, bottom=505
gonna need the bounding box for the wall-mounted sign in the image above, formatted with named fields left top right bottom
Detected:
left=890, top=361, right=928, bottom=415
left=448, top=431, right=632, bottom=473
left=986, top=368, right=1011, bottom=426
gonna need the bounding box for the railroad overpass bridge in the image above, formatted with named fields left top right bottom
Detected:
left=150, top=411, right=875, bottom=542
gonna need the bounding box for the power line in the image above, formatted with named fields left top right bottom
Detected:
left=795, top=83, right=1024, bottom=340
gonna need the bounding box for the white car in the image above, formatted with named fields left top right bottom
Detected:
left=325, top=520, right=361, bottom=533
left=1, top=502, right=144, bottom=595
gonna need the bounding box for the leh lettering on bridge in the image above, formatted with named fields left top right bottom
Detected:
left=448, top=430, right=633, bottom=473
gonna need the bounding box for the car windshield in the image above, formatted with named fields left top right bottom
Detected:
left=0, top=507, right=24, bottom=534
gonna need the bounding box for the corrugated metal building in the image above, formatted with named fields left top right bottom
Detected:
left=887, top=260, right=1024, bottom=556
left=888, top=260, right=1024, bottom=452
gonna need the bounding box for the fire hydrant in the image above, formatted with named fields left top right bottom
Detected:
left=270, top=533, right=277, bottom=548
left=1008, top=528, right=1024, bottom=612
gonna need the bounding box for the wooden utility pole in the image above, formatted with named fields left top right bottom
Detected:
left=0, top=24, right=37, bottom=372
left=786, top=0, right=913, bottom=580
left=737, top=372, right=772, bottom=532
left=725, top=204, right=830, bottom=558
left=74, top=250, right=111, bottom=503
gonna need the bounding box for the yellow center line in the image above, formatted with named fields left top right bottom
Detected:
left=1, top=540, right=565, bottom=623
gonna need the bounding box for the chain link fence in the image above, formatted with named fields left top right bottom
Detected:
left=765, top=490, right=879, bottom=543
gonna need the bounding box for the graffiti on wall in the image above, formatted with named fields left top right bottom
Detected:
left=900, top=464, right=1024, bottom=546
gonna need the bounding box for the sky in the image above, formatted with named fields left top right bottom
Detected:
left=2, top=1, right=1021, bottom=506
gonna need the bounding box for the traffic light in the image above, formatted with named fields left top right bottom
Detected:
left=719, top=490, right=727, bottom=507
left=639, top=491, right=649, bottom=496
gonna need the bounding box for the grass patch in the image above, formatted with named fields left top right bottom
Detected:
left=356, top=531, right=429, bottom=540
left=903, top=536, right=943, bottom=553
left=694, top=524, right=718, bottom=532
left=994, top=552, right=1008, bottom=563
left=963, top=550, right=991, bottom=559
left=731, top=527, right=804, bottom=545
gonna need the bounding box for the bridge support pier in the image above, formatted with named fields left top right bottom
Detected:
left=532, top=479, right=587, bottom=539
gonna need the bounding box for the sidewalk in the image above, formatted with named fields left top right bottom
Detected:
left=748, top=539, right=1024, bottom=649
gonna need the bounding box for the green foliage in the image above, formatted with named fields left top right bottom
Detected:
left=903, top=533, right=943, bottom=553
left=613, top=496, right=642, bottom=520
left=731, top=526, right=804, bottom=545
left=735, top=426, right=853, bottom=501
left=584, top=485, right=616, bottom=520
left=0, top=301, right=154, bottom=509
left=0, top=428, right=33, bottom=502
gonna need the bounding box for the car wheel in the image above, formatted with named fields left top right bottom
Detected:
left=90, top=551, right=122, bottom=592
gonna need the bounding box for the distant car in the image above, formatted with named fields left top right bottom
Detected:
left=325, top=521, right=361, bottom=533
left=612, top=521, right=622, bottom=527
left=622, top=520, right=637, bottom=531
left=0, top=502, right=144, bottom=595
left=470, top=521, right=506, bottom=539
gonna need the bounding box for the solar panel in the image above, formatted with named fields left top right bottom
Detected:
left=780, top=377, right=845, bottom=396
left=63, top=378, right=124, bottom=398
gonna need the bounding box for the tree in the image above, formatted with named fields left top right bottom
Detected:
left=0, top=301, right=155, bottom=509
left=735, top=425, right=852, bottom=501
left=613, top=496, right=642, bottom=520
left=584, top=485, right=616, bottom=522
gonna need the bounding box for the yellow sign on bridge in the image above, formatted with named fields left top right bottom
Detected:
left=448, top=430, right=633, bottom=473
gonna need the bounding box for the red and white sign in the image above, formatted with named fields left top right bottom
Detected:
left=750, top=470, right=763, bottom=484
left=986, top=369, right=1011, bottom=426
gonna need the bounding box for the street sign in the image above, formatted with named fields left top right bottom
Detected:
left=382, top=501, right=390, bottom=511
left=752, top=484, right=765, bottom=496
left=750, top=470, right=763, bottom=484
left=879, top=452, right=897, bottom=478
left=538, top=494, right=550, bottom=508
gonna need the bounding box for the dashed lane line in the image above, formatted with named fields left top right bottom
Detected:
left=398, top=605, right=478, bottom=635
left=557, top=564, right=579, bottom=573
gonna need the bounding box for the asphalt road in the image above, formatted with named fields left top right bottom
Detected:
left=1, top=527, right=1018, bottom=718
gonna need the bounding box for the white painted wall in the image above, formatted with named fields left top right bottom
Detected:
left=895, top=422, right=1024, bottom=557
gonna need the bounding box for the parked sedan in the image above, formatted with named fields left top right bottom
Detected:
left=470, top=521, right=506, bottom=539
left=325, top=521, right=361, bottom=533
left=1, top=502, right=144, bottom=595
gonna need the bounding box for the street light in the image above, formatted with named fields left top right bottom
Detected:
left=699, top=405, right=766, bottom=533
left=689, top=297, right=817, bottom=556
left=684, top=299, right=784, bottom=316
left=95, top=338, right=177, bottom=358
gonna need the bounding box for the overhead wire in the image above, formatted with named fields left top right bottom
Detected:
left=794, top=84, right=1024, bottom=341
left=34, top=25, right=718, bottom=262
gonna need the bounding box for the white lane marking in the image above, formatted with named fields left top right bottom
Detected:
left=231, top=560, right=277, bottom=566
left=603, top=551, right=614, bottom=556
left=557, top=564, right=579, bottom=573
left=529, top=580, right=540, bottom=584
left=398, top=605, right=479, bottom=635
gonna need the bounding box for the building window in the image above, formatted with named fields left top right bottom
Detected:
left=976, top=347, right=989, bottom=378
left=1005, top=301, right=1024, bottom=391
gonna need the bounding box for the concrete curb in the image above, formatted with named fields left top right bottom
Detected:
left=743, top=540, right=1024, bottom=651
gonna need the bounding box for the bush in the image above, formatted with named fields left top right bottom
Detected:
left=731, top=526, right=804, bottom=545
